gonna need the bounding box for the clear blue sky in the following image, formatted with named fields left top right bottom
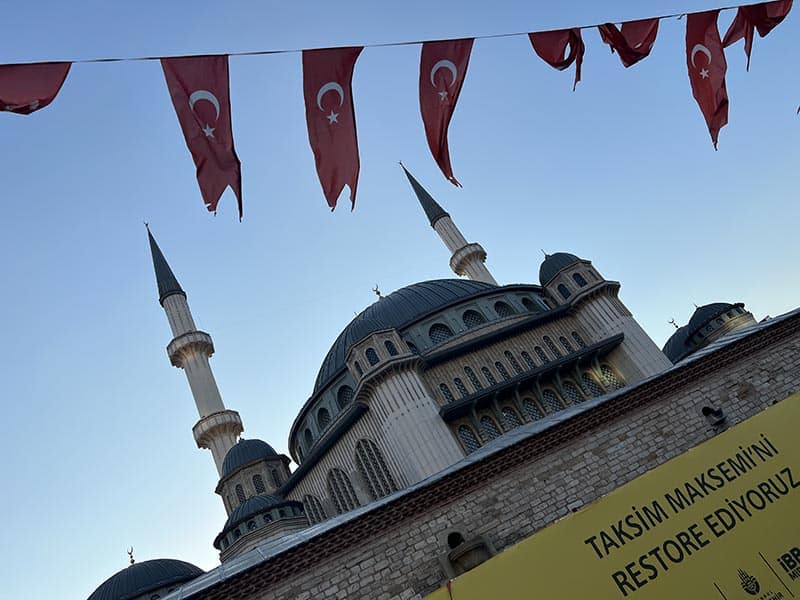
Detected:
left=1, top=1, right=797, bottom=598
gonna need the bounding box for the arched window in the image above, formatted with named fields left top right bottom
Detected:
left=365, top=347, right=379, bottom=366
left=304, top=428, right=314, bottom=447
left=573, top=272, right=588, bottom=287
left=458, top=425, right=481, bottom=453
left=501, top=406, right=522, bottom=429
left=600, top=365, right=624, bottom=390
left=535, top=346, right=549, bottom=363
left=296, top=446, right=304, bottom=462
left=247, top=519, right=257, bottom=531
left=406, top=340, right=419, bottom=354
left=463, top=309, right=487, bottom=329
left=384, top=340, right=399, bottom=356
left=233, top=528, right=242, bottom=540
left=562, top=381, right=583, bottom=404
left=558, top=284, right=571, bottom=300
left=317, top=407, right=331, bottom=430
left=464, top=366, right=483, bottom=390
left=481, top=366, right=497, bottom=385
left=522, top=297, right=536, bottom=312
left=521, top=351, right=536, bottom=370
left=454, top=377, right=469, bottom=398
left=326, top=468, right=360, bottom=514
left=523, top=397, right=544, bottom=421
left=572, top=331, right=587, bottom=348
left=355, top=439, right=398, bottom=500
left=495, top=361, right=511, bottom=380
left=544, top=336, right=562, bottom=358
left=271, top=468, right=282, bottom=488
left=494, top=301, right=515, bottom=318
left=429, top=323, right=454, bottom=345
left=541, top=389, right=564, bottom=413
left=337, top=385, right=354, bottom=409
left=235, top=484, right=246, bottom=505
left=560, top=336, right=574, bottom=353
left=253, top=474, right=266, bottom=494
left=303, top=494, right=326, bottom=525
left=354, top=361, right=363, bottom=376
left=439, top=383, right=455, bottom=403
left=582, top=372, right=605, bottom=397
left=504, top=351, right=523, bottom=374
left=480, top=416, right=502, bottom=440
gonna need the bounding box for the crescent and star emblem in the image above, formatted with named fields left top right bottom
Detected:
left=690, top=44, right=712, bottom=80
left=188, top=90, right=221, bottom=138
left=316, top=81, right=345, bottom=124
left=430, top=60, right=458, bottom=102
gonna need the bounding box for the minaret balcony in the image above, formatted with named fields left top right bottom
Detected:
left=167, top=330, right=215, bottom=367
left=450, top=243, right=488, bottom=277
left=193, top=409, right=244, bottom=449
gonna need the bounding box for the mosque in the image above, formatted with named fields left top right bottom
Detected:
left=87, top=167, right=800, bottom=599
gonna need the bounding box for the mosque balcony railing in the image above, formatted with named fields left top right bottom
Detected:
left=438, top=333, right=624, bottom=422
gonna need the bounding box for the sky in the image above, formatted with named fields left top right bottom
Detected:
left=0, top=1, right=798, bottom=598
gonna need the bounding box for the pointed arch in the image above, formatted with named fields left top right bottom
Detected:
left=504, top=351, right=522, bottom=374
left=337, top=385, right=354, bottom=409
left=501, top=406, right=522, bottom=429
left=495, top=361, right=511, bottom=380
left=480, top=415, right=502, bottom=440
left=326, top=468, right=360, bottom=514
left=252, top=474, right=266, bottom=494
left=355, top=439, right=399, bottom=500
left=457, top=425, right=481, bottom=453
left=303, top=494, right=327, bottom=525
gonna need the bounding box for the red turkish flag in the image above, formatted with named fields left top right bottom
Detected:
left=598, top=19, right=659, bottom=68
left=528, top=29, right=584, bottom=90
left=419, top=39, right=473, bottom=187
left=723, top=1, right=792, bottom=70
left=686, top=11, right=729, bottom=149
left=303, top=47, right=362, bottom=210
left=0, top=62, right=70, bottom=114
left=161, top=56, right=242, bottom=218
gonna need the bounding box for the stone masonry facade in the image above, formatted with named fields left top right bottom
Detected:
left=190, top=312, right=800, bottom=600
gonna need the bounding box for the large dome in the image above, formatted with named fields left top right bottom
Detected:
left=87, top=559, right=203, bottom=600
left=539, top=252, right=581, bottom=286
left=222, top=439, right=278, bottom=477
left=313, top=279, right=498, bottom=394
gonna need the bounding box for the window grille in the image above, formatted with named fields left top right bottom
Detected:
left=535, top=346, right=549, bottom=363
left=384, top=340, right=399, bottom=356
left=355, top=439, right=399, bottom=500
left=541, top=389, right=564, bottom=413
left=458, top=426, right=481, bottom=453
left=501, top=406, right=522, bottom=429
left=317, top=407, right=331, bottom=430
left=337, top=385, right=354, bottom=409
left=562, top=380, right=583, bottom=404
left=504, top=351, right=522, bottom=374
left=582, top=372, right=604, bottom=397
left=601, top=365, right=624, bottom=389
left=481, top=366, right=497, bottom=385
left=271, top=468, right=282, bottom=488
left=495, top=361, right=511, bottom=380
left=366, top=347, right=379, bottom=366
left=573, top=272, right=588, bottom=287
left=572, top=331, right=587, bottom=348
left=235, top=484, right=246, bottom=505
left=544, top=336, right=562, bottom=358
left=494, top=301, right=515, bottom=317
left=326, top=468, right=360, bottom=514
left=429, top=323, right=454, bottom=344
left=253, top=474, right=266, bottom=494
left=521, top=351, right=536, bottom=370
left=303, top=494, right=326, bottom=525
left=454, top=377, right=469, bottom=398
left=464, top=366, right=483, bottom=390
left=480, top=416, right=502, bottom=440
left=439, top=383, right=455, bottom=403
left=560, top=336, right=574, bottom=353
left=523, top=397, right=544, bottom=420
left=463, top=309, right=487, bottom=329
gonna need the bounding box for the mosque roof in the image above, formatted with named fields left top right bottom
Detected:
left=312, top=279, right=498, bottom=394
left=222, top=439, right=278, bottom=477
left=539, top=252, right=581, bottom=286
left=87, top=559, right=203, bottom=600
left=662, top=302, right=744, bottom=363
left=686, top=303, right=738, bottom=337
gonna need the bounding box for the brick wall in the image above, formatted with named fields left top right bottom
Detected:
left=192, top=313, right=800, bottom=600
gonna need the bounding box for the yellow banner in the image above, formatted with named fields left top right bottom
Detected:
left=427, top=393, right=800, bottom=600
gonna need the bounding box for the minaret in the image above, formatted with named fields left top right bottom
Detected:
left=147, top=227, right=243, bottom=475
left=402, top=165, right=498, bottom=285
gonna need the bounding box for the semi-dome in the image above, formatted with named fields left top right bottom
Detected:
left=539, top=252, right=581, bottom=286
left=87, top=559, right=203, bottom=600
left=313, top=279, right=498, bottom=394
left=221, top=438, right=278, bottom=478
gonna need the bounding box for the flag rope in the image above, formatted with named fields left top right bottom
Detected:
left=0, top=1, right=759, bottom=67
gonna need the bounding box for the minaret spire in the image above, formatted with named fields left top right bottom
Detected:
left=146, top=227, right=243, bottom=475
left=400, top=164, right=498, bottom=285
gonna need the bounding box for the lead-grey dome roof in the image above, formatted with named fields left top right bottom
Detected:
left=539, top=252, right=581, bottom=285
left=313, top=279, right=498, bottom=394
left=222, top=439, right=278, bottom=477
left=87, top=559, right=203, bottom=600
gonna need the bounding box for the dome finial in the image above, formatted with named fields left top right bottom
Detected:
left=541, top=248, right=549, bottom=259
left=373, top=284, right=382, bottom=299
left=127, top=546, right=135, bottom=565
left=668, top=318, right=679, bottom=330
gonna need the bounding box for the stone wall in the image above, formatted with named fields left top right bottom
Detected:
left=190, top=312, right=800, bottom=600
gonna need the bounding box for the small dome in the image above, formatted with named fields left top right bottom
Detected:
left=686, top=303, right=738, bottom=336
left=87, top=559, right=203, bottom=600
left=539, top=252, right=581, bottom=285
left=221, top=439, right=278, bottom=478
left=662, top=326, right=691, bottom=363
left=215, top=494, right=304, bottom=548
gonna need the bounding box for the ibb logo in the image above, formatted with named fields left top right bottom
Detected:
left=777, top=547, right=800, bottom=581
left=738, top=568, right=760, bottom=596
